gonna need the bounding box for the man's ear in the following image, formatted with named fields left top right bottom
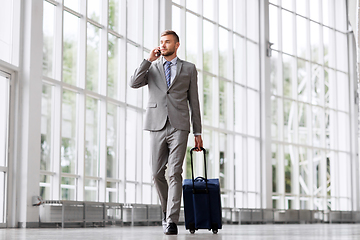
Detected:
left=175, top=42, right=180, bottom=50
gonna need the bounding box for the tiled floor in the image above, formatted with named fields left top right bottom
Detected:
left=1, top=224, right=360, bottom=240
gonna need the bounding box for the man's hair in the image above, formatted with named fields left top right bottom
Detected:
left=161, top=30, right=180, bottom=43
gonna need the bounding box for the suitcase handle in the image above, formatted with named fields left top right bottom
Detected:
left=190, top=147, right=209, bottom=194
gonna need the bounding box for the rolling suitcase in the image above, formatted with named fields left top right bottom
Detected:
left=182, top=147, right=222, bottom=234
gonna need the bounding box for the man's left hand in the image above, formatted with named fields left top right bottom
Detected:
left=194, top=135, right=203, bottom=151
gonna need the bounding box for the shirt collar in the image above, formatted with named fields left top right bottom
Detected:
left=163, top=56, right=178, bottom=66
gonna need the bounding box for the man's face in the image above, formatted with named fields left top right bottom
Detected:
left=160, top=34, right=180, bottom=56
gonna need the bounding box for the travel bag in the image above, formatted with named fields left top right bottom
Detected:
left=182, top=147, right=222, bottom=234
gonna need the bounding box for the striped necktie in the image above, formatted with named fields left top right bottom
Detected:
left=165, top=61, right=172, bottom=88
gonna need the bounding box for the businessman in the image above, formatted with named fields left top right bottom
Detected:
left=129, top=30, right=203, bottom=235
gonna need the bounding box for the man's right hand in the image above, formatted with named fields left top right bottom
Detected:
left=147, top=47, right=161, bottom=62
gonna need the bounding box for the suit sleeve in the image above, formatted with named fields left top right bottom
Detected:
left=188, top=65, right=202, bottom=134
left=129, top=59, right=152, bottom=88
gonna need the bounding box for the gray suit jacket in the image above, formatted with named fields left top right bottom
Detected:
left=129, top=57, right=202, bottom=134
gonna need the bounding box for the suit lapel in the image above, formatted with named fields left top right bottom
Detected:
left=168, top=58, right=183, bottom=89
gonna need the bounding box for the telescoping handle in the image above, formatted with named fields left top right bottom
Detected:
left=190, top=147, right=209, bottom=194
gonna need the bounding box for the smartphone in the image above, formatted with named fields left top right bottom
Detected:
left=155, top=49, right=161, bottom=57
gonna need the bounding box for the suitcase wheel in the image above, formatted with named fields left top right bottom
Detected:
left=189, top=229, right=195, bottom=234
left=212, top=229, right=218, bottom=234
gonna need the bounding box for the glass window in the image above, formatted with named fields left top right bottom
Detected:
left=312, top=149, right=321, bottom=196
left=322, top=0, right=330, bottom=27
left=64, top=0, right=79, bottom=12
left=298, top=103, right=308, bottom=145
left=126, top=109, right=137, bottom=181
left=310, top=22, right=320, bottom=63
left=233, top=35, right=244, bottom=85
left=299, top=147, right=309, bottom=195
left=283, top=100, right=295, bottom=143
left=87, top=23, right=101, bottom=93
left=284, top=145, right=294, bottom=194
left=326, top=151, right=333, bottom=198
left=127, top=43, right=140, bottom=107
left=203, top=0, right=214, bottom=21
left=272, top=144, right=278, bottom=192
left=234, top=85, right=244, bottom=133
left=142, top=185, right=151, bottom=204
left=203, top=20, right=214, bottom=73
left=312, top=106, right=323, bottom=147
left=186, top=0, right=198, bottom=13
left=247, top=89, right=260, bottom=137
left=338, top=153, right=350, bottom=198
left=283, top=55, right=294, bottom=98
left=338, top=112, right=349, bottom=152
left=335, top=0, right=347, bottom=31
left=282, top=10, right=293, bottom=55
left=61, top=90, right=77, bottom=174
left=109, top=0, right=121, bottom=33
left=203, top=74, right=213, bottom=126
left=108, top=34, right=120, bottom=100
left=270, top=0, right=352, bottom=212
left=219, top=80, right=227, bottom=129
left=219, top=0, right=228, bottom=28
left=219, top=28, right=229, bottom=79
left=282, top=0, right=292, bottom=10
left=235, top=135, right=243, bottom=191
left=327, top=68, right=336, bottom=109
left=233, top=0, right=245, bottom=35
left=247, top=138, right=257, bottom=192
left=311, top=64, right=321, bottom=105
left=270, top=51, right=278, bottom=95
left=336, top=71, right=349, bottom=112
left=323, top=27, right=329, bottom=67
left=126, top=183, right=136, bottom=203
left=204, top=130, right=214, bottom=178
left=296, top=0, right=306, bottom=16
left=309, top=0, right=320, bottom=22
left=0, top=74, right=9, bottom=168
left=328, top=110, right=337, bottom=149
left=88, top=0, right=101, bottom=22
left=63, top=11, right=79, bottom=86
left=271, top=96, right=278, bottom=140
left=127, top=0, right=139, bottom=42
left=297, top=59, right=307, bottom=102
left=247, top=41, right=259, bottom=90
left=186, top=13, right=198, bottom=66
left=246, top=0, right=259, bottom=42
left=0, top=1, right=14, bottom=63
left=296, top=16, right=307, bottom=59
left=269, top=5, right=278, bottom=50
left=106, top=182, right=117, bottom=202
left=0, top=172, right=5, bottom=223
left=219, top=133, right=228, bottom=190
left=41, top=84, right=53, bottom=171
left=142, top=131, right=151, bottom=183
left=172, top=6, right=181, bottom=35
left=107, top=103, right=117, bottom=179
left=85, top=97, right=100, bottom=177
left=336, top=32, right=348, bottom=72
left=85, top=179, right=98, bottom=201
left=144, top=0, right=155, bottom=50
left=40, top=174, right=51, bottom=200
left=61, top=177, right=76, bottom=200
left=43, top=2, right=55, bottom=78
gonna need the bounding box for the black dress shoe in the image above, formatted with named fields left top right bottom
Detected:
left=165, top=222, right=178, bottom=235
